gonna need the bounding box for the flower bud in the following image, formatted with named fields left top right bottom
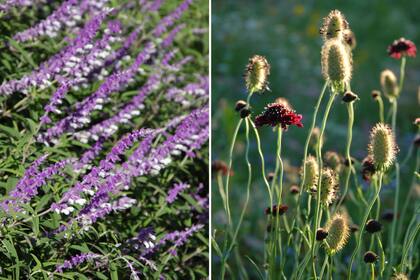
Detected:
left=380, top=69, right=399, bottom=100
left=244, top=55, right=270, bottom=93
left=371, top=90, right=381, bottom=100
left=318, top=168, right=338, bottom=206
left=342, top=91, right=358, bottom=103
left=324, top=151, right=343, bottom=172
left=381, top=210, right=395, bottom=222
left=320, top=10, right=349, bottom=41
left=365, top=219, right=382, bottom=233
left=368, top=123, right=398, bottom=171
left=267, top=172, right=275, bottom=181
left=240, top=107, right=251, bottom=118
left=265, top=204, right=288, bottom=216
left=363, top=251, right=378, bottom=263
left=235, top=100, right=247, bottom=112
left=301, top=155, right=319, bottom=192
left=324, top=214, right=349, bottom=254
left=361, top=156, right=375, bottom=182
left=316, top=228, right=328, bottom=241
left=290, top=185, right=300, bottom=195
left=321, top=39, right=352, bottom=92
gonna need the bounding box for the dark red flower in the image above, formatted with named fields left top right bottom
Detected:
left=265, top=204, right=289, bottom=216
left=212, top=160, right=233, bottom=177
left=255, top=102, right=303, bottom=130
left=387, top=38, right=417, bottom=59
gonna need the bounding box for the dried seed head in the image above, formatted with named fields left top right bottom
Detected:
left=324, top=151, right=343, bottom=172
left=380, top=69, right=399, bottom=100
left=290, top=185, right=300, bottom=195
left=320, top=10, right=349, bottom=41
left=391, top=273, right=409, bottom=280
left=368, top=123, right=398, bottom=171
left=325, top=214, right=349, bottom=254
left=244, top=55, right=270, bottom=93
left=343, top=29, right=356, bottom=50
left=321, top=39, right=352, bottom=92
left=301, top=155, right=319, bottom=192
left=342, top=91, right=358, bottom=102
left=265, top=204, right=289, bottom=216
left=363, top=251, right=378, bottom=263
left=365, top=219, right=382, bottom=233
left=235, top=100, right=247, bottom=112
left=316, top=228, right=328, bottom=241
left=319, top=168, right=338, bottom=206
left=371, top=90, right=381, bottom=100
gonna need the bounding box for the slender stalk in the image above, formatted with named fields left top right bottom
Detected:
left=370, top=264, right=375, bottom=280
left=377, top=96, right=384, bottom=123
left=347, top=172, right=384, bottom=280
left=311, top=90, right=337, bottom=279
left=275, top=127, right=284, bottom=276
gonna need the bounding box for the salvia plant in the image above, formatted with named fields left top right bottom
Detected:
left=0, top=0, right=208, bottom=278
left=212, top=9, right=419, bottom=280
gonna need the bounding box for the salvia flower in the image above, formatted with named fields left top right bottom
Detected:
left=56, top=252, right=101, bottom=273
left=152, top=0, right=193, bottom=37
left=320, top=10, right=349, bottom=41
left=363, top=251, right=378, bottom=263
left=368, top=123, right=398, bottom=171
left=301, top=155, right=319, bottom=192
left=265, top=204, right=289, bottom=216
left=365, top=219, right=382, bottom=233
left=321, top=38, right=352, bottom=92
left=318, top=168, right=338, bottom=206
left=324, top=214, right=349, bottom=254
left=254, top=102, right=303, bottom=129
left=166, top=182, right=189, bottom=204
left=388, top=38, right=417, bottom=59
left=244, top=55, right=270, bottom=93
left=380, top=69, right=399, bottom=100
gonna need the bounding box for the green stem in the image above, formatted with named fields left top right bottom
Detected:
left=377, top=96, right=384, bottom=123
left=370, top=264, right=375, bottom=280
left=347, top=172, right=384, bottom=280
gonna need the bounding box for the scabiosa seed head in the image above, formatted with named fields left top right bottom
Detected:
left=342, top=91, right=358, bottom=102
left=240, top=107, right=251, bottom=118
left=321, top=39, right=352, bottom=92
left=324, top=214, right=349, bottom=254
left=290, top=185, right=300, bottom=195
left=244, top=55, right=270, bottom=93
left=343, top=29, right=356, bottom=50
left=235, top=100, right=247, bottom=112
left=380, top=69, right=399, bottom=100
left=368, top=123, right=398, bottom=171
left=362, top=155, right=376, bottom=181
left=391, top=273, right=409, bottom=280
left=318, top=168, right=338, bottom=206
left=324, top=151, right=343, bottom=173
left=388, top=38, right=417, bottom=59
left=265, top=204, right=288, bottom=216
left=301, top=155, right=319, bottom=192
left=371, top=90, right=381, bottom=100
left=316, top=228, right=328, bottom=241
left=363, top=251, right=378, bottom=263
left=254, top=102, right=303, bottom=130
left=365, top=219, right=382, bottom=233
left=320, top=10, right=349, bottom=41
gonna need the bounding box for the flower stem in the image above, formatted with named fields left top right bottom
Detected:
left=347, top=172, right=384, bottom=280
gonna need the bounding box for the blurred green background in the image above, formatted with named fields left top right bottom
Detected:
left=211, top=0, right=420, bottom=278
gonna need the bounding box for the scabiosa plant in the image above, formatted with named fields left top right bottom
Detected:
left=387, top=38, right=417, bottom=59
left=254, top=101, right=303, bottom=129
left=301, top=155, right=319, bottom=192
left=317, top=167, right=338, bottom=207
left=368, top=123, right=398, bottom=171
left=380, top=69, right=399, bottom=100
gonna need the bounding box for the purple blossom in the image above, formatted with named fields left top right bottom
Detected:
left=166, top=182, right=189, bottom=203
left=153, top=0, right=193, bottom=37
left=161, top=24, right=186, bottom=48
left=166, top=75, right=209, bottom=105
left=0, top=0, right=34, bottom=13
left=56, top=252, right=100, bottom=273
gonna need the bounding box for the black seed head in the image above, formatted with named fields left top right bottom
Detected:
left=344, top=157, right=355, bottom=167
left=371, top=90, right=381, bottom=100
left=363, top=251, right=378, bottom=263
left=240, top=107, right=251, bottom=118
left=235, top=100, right=247, bottom=112
left=316, top=228, right=328, bottom=241
left=342, top=91, right=358, bottom=102
left=381, top=210, right=395, bottom=222
left=267, top=172, right=275, bottom=181
left=365, top=219, right=382, bottom=233
left=349, top=224, right=359, bottom=233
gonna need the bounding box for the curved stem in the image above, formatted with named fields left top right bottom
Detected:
left=377, top=96, right=384, bottom=123
left=347, top=172, right=383, bottom=280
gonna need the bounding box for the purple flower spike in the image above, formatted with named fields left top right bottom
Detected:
left=153, top=0, right=193, bottom=37
left=56, top=252, right=100, bottom=273
left=166, top=182, right=189, bottom=203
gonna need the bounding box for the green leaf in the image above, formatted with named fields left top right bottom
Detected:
left=110, top=262, right=118, bottom=280
left=8, top=39, right=37, bottom=68
left=0, top=124, right=21, bottom=139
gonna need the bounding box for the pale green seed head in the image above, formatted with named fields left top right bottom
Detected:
left=301, top=155, right=319, bottom=192
left=320, top=10, right=349, bottom=41
left=391, top=273, right=409, bottom=280
left=368, top=123, right=398, bottom=171
left=380, top=69, right=399, bottom=100
left=319, top=168, right=338, bottom=206
left=324, top=151, right=343, bottom=173
left=325, top=214, right=349, bottom=255
left=244, top=55, right=270, bottom=93
left=321, top=39, right=352, bottom=92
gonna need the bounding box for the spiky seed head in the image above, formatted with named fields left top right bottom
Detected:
left=363, top=251, right=378, bottom=263
left=324, top=151, right=343, bottom=173
left=235, top=100, right=247, bottom=112
left=324, top=214, right=349, bottom=254
left=391, top=273, right=409, bottom=280
left=343, top=29, right=356, bottom=50
left=380, top=69, right=399, bottom=100
left=301, top=155, right=319, bottom=192
left=244, top=55, right=270, bottom=93
left=321, top=39, right=352, bottom=92
left=320, top=10, right=349, bottom=41
left=318, top=168, right=338, bottom=206
left=368, top=123, right=398, bottom=171
left=365, top=219, right=382, bottom=233
left=316, top=228, right=328, bottom=241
